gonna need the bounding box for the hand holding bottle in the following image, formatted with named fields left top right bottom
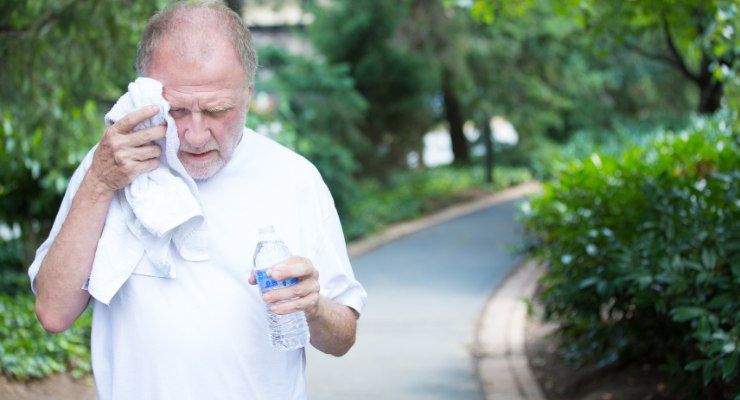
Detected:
left=249, top=256, right=321, bottom=319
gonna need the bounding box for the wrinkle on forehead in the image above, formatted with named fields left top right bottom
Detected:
left=163, top=86, right=238, bottom=110
left=149, top=32, right=244, bottom=88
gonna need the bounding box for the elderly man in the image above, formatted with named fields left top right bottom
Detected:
left=28, top=2, right=366, bottom=399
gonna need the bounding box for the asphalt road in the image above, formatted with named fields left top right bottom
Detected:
left=306, top=198, right=527, bottom=400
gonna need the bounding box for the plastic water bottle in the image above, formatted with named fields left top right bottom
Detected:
left=252, top=226, right=309, bottom=351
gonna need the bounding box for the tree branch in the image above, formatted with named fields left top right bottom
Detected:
left=620, top=20, right=701, bottom=84
left=661, top=14, right=700, bottom=83
left=0, top=25, right=27, bottom=37
left=622, top=40, right=676, bottom=65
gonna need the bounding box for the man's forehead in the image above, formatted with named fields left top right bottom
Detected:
left=164, top=86, right=238, bottom=106
left=149, top=42, right=246, bottom=104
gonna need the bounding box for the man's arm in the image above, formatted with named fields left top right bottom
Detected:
left=303, top=296, right=358, bottom=356
left=249, top=257, right=359, bottom=356
left=35, top=176, right=114, bottom=333
left=35, top=105, right=164, bottom=333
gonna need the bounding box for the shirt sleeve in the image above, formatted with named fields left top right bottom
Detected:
left=312, top=179, right=367, bottom=316
left=27, top=147, right=96, bottom=294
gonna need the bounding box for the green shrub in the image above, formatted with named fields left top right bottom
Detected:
left=520, top=110, right=739, bottom=398
left=345, top=164, right=531, bottom=239
left=0, top=272, right=92, bottom=380
left=521, top=115, right=693, bottom=181
left=1, top=105, right=101, bottom=270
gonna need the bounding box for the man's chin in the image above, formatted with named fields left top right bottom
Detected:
left=181, top=160, right=224, bottom=181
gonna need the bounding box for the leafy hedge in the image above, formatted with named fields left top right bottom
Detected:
left=520, top=111, right=739, bottom=398
left=345, top=164, right=532, bottom=239
left=0, top=272, right=91, bottom=380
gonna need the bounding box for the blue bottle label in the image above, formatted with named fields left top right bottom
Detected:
left=255, top=269, right=299, bottom=292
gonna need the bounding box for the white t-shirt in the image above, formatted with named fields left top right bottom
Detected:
left=28, top=128, right=367, bottom=400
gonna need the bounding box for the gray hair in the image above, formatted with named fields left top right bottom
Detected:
left=135, top=0, right=258, bottom=85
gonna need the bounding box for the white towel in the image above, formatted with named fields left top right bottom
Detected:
left=86, top=77, right=209, bottom=305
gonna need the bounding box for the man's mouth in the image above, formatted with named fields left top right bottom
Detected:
left=182, top=150, right=215, bottom=160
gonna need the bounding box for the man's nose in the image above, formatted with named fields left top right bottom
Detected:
left=181, top=112, right=211, bottom=149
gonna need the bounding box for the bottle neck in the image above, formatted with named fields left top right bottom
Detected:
left=257, top=226, right=280, bottom=243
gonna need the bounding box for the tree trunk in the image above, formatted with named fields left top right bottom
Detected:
left=697, top=56, right=724, bottom=114
left=697, top=80, right=723, bottom=114
left=658, top=17, right=728, bottom=115
left=416, top=131, right=427, bottom=170
left=442, top=69, right=469, bottom=164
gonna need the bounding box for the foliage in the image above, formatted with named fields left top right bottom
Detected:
left=0, top=228, right=24, bottom=273
left=520, top=110, right=739, bottom=398
left=0, top=1, right=172, bottom=268
left=0, top=272, right=92, bottom=380
left=453, top=0, right=700, bottom=181
left=309, top=0, right=438, bottom=173
left=345, top=164, right=531, bottom=239
left=464, top=0, right=695, bottom=144
left=472, top=0, right=739, bottom=114
left=521, top=114, right=693, bottom=180
left=0, top=107, right=101, bottom=269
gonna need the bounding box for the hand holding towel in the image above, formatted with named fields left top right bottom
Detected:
left=87, top=77, right=208, bottom=305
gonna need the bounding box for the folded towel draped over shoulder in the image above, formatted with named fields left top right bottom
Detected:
left=87, top=77, right=209, bottom=305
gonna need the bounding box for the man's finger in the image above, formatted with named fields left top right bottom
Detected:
left=269, top=262, right=313, bottom=281
left=131, top=144, right=162, bottom=161
left=128, top=125, right=166, bottom=147
left=248, top=270, right=256, bottom=285
left=113, top=105, right=160, bottom=134
left=263, top=280, right=318, bottom=303
left=132, top=159, right=159, bottom=176
left=270, top=292, right=319, bottom=315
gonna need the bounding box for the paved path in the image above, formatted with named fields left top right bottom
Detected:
left=306, top=196, right=529, bottom=400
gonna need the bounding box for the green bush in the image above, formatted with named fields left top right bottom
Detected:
left=520, top=110, right=739, bottom=398
left=0, top=106, right=101, bottom=269
left=0, top=272, right=92, bottom=380
left=518, top=114, right=693, bottom=181
left=345, top=164, right=531, bottom=239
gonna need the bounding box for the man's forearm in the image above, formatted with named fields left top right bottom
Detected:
left=306, top=297, right=358, bottom=357
left=35, top=173, right=113, bottom=333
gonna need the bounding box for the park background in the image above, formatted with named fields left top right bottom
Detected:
left=0, top=0, right=738, bottom=399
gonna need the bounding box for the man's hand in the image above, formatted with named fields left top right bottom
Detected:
left=248, top=256, right=358, bottom=356
left=88, top=105, right=165, bottom=193
left=249, top=256, right=322, bottom=319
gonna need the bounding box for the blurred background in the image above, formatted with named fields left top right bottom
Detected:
left=0, top=0, right=738, bottom=399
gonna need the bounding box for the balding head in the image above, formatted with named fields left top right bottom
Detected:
left=135, top=1, right=258, bottom=85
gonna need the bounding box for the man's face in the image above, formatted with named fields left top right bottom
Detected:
left=147, top=31, right=252, bottom=180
